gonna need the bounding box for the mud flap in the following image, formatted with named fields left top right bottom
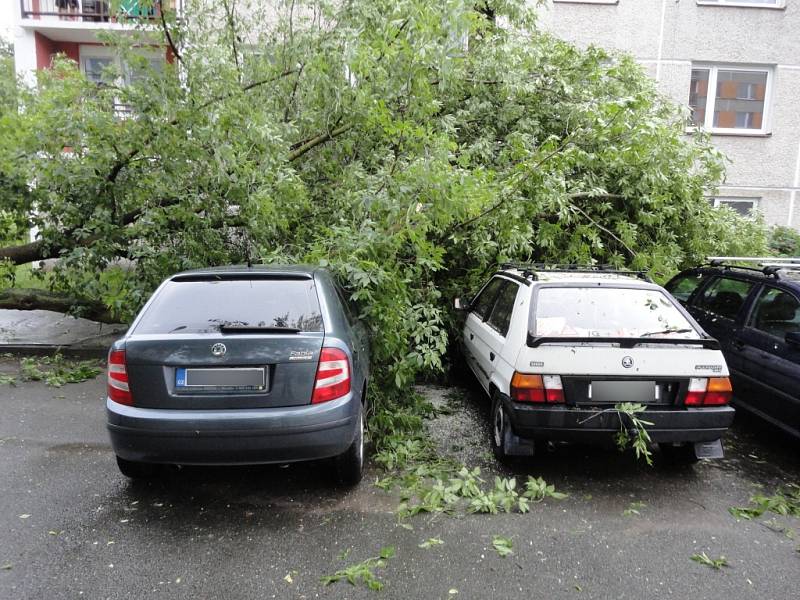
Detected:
left=504, top=427, right=536, bottom=457
left=694, top=439, right=724, bottom=459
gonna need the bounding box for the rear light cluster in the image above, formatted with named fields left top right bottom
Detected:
left=107, top=350, right=133, bottom=406
left=685, top=377, right=732, bottom=406
left=312, top=347, right=351, bottom=404
left=511, top=373, right=564, bottom=403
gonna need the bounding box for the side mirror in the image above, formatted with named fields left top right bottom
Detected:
left=454, top=297, right=468, bottom=311
left=786, top=331, right=800, bottom=348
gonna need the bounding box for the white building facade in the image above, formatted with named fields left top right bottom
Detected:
left=538, top=0, right=800, bottom=229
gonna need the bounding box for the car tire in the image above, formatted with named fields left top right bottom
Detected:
left=116, top=456, right=159, bottom=479
left=659, top=443, right=699, bottom=465
left=335, top=409, right=364, bottom=486
left=490, top=394, right=511, bottom=462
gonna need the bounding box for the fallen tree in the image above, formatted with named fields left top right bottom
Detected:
left=0, top=0, right=767, bottom=389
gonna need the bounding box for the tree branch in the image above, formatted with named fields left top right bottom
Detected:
left=0, top=288, right=118, bottom=323
left=158, top=0, right=182, bottom=65
left=569, top=203, right=637, bottom=259
left=288, top=123, right=353, bottom=161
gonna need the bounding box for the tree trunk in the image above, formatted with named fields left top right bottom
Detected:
left=0, top=288, right=120, bottom=324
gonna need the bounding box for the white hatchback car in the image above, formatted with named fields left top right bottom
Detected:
left=457, top=265, right=735, bottom=463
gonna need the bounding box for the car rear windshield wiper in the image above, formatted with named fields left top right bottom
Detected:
left=219, top=324, right=301, bottom=334
left=640, top=328, right=694, bottom=337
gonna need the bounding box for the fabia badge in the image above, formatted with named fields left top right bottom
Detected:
left=211, top=343, right=227, bottom=357
left=622, top=356, right=634, bottom=369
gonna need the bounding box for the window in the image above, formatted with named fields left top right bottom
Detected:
left=471, top=278, right=505, bottom=319
left=710, top=197, right=759, bottom=216
left=531, top=287, right=699, bottom=339
left=665, top=273, right=707, bottom=303
left=695, top=277, right=754, bottom=319
left=487, top=282, right=519, bottom=336
left=133, top=278, right=324, bottom=334
left=82, top=56, right=114, bottom=85
left=697, top=1, right=782, bottom=7
left=688, top=65, right=772, bottom=134
left=748, top=287, right=800, bottom=339
left=553, top=0, right=619, bottom=4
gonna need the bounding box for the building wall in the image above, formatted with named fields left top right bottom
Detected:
left=538, top=0, right=800, bottom=230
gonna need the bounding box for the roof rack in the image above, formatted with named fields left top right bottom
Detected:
left=500, top=263, right=652, bottom=282
left=704, top=256, right=800, bottom=279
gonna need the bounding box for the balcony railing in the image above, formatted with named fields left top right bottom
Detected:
left=20, top=0, right=171, bottom=22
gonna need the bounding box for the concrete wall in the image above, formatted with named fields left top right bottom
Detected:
left=538, top=0, right=800, bottom=229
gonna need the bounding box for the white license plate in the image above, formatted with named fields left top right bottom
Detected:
left=175, top=367, right=266, bottom=390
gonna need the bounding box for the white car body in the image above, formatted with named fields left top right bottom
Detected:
left=460, top=267, right=735, bottom=460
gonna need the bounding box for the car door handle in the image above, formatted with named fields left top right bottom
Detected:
left=469, top=333, right=474, bottom=340
left=489, top=352, right=495, bottom=361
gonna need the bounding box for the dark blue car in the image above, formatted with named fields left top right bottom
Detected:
left=106, top=266, right=370, bottom=485
left=665, top=259, right=800, bottom=439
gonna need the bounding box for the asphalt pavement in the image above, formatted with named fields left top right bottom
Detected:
left=0, top=358, right=798, bottom=600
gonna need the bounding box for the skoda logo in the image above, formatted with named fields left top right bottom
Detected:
left=211, top=343, right=227, bottom=357
left=622, top=356, right=634, bottom=369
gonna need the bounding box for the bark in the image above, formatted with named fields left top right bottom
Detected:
left=0, top=288, right=119, bottom=323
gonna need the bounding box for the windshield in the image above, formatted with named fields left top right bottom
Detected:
left=531, top=287, right=700, bottom=339
left=133, top=278, right=324, bottom=334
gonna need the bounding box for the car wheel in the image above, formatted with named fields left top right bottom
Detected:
left=335, top=409, right=364, bottom=486
left=490, top=394, right=510, bottom=462
left=116, top=456, right=159, bottom=479
left=659, top=443, right=699, bottom=465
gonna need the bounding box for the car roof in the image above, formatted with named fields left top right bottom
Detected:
left=170, top=264, right=324, bottom=280
left=500, top=268, right=659, bottom=288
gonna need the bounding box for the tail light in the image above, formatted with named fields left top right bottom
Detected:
left=685, top=377, right=732, bottom=406
left=312, top=347, right=351, bottom=404
left=107, top=349, right=132, bottom=406
left=511, top=373, right=564, bottom=404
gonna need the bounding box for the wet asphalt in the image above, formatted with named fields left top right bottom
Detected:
left=0, top=358, right=798, bottom=600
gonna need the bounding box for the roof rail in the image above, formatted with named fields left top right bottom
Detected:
left=500, top=263, right=652, bottom=282
left=703, top=257, right=800, bottom=280
left=706, top=256, right=800, bottom=265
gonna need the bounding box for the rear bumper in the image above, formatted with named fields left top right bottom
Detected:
left=106, top=394, right=359, bottom=465
left=506, top=399, right=735, bottom=444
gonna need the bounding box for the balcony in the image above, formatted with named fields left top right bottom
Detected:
left=20, top=1, right=174, bottom=23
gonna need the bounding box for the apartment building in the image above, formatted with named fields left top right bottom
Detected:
left=12, top=0, right=176, bottom=96
left=538, top=0, right=800, bottom=230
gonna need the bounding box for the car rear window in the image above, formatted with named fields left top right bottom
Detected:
left=531, top=287, right=700, bottom=339
left=133, top=278, right=324, bottom=334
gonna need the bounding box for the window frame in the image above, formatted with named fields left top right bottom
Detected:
left=687, top=64, right=774, bottom=136
left=694, top=275, right=757, bottom=321
left=553, top=0, right=619, bottom=4
left=485, top=281, right=519, bottom=337
left=470, top=277, right=506, bottom=320
left=696, top=1, right=784, bottom=9
left=711, top=196, right=760, bottom=216
left=744, top=285, right=800, bottom=340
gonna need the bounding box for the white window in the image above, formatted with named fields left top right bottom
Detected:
left=697, top=1, right=783, bottom=8
left=688, top=65, right=772, bottom=134
left=79, top=46, right=164, bottom=116
left=710, top=197, right=759, bottom=216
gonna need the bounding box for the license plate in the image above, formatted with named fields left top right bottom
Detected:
left=589, top=380, right=657, bottom=403
left=175, top=367, right=266, bottom=391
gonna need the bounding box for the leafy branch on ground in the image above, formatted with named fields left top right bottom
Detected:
left=320, top=546, right=396, bottom=591
left=623, top=501, right=647, bottom=517
left=690, top=552, right=728, bottom=570
left=372, top=391, right=566, bottom=518
left=729, top=485, right=800, bottom=520
left=419, top=538, right=444, bottom=549
left=492, top=536, right=514, bottom=558
left=17, top=355, right=102, bottom=387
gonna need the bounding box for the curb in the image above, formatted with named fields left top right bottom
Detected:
left=0, top=344, right=110, bottom=359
